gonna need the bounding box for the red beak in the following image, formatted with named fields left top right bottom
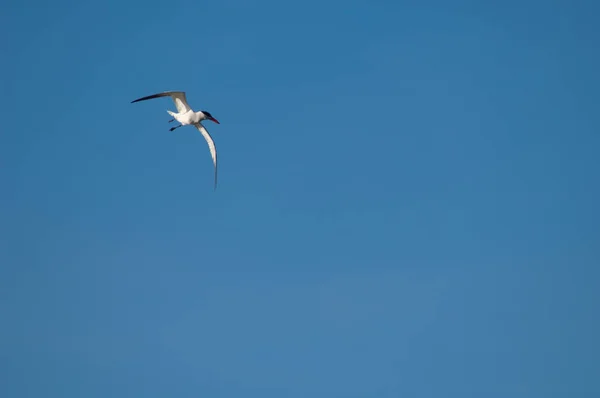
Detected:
left=209, top=117, right=220, bottom=124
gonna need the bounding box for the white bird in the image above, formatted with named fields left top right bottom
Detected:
left=131, top=91, right=221, bottom=190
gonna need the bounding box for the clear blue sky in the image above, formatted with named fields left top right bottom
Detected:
left=1, top=0, right=599, bottom=396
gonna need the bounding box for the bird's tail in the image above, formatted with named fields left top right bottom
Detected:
left=166, top=110, right=177, bottom=118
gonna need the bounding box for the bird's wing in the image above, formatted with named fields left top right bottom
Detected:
left=131, top=91, right=191, bottom=113
left=194, top=122, right=218, bottom=190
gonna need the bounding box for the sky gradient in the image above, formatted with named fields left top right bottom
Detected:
left=1, top=0, right=599, bottom=397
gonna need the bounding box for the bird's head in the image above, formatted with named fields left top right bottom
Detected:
left=201, top=111, right=220, bottom=124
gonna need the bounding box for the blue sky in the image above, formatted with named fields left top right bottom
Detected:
left=1, top=0, right=599, bottom=396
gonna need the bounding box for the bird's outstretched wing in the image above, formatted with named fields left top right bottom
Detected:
left=194, top=122, right=218, bottom=190
left=131, top=91, right=191, bottom=113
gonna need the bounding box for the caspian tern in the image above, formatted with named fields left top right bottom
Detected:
left=131, top=91, right=221, bottom=190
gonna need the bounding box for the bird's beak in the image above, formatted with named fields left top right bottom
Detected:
left=209, top=117, right=220, bottom=124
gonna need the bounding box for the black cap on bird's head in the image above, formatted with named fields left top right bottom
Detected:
left=202, top=110, right=220, bottom=124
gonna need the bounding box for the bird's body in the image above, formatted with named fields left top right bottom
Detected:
left=131, top=91, right=221, bottom=190
left=168, top=109, right=203, bottom=125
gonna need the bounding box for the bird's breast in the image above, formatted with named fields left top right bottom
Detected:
left=178, top=110, right=197, bottom=125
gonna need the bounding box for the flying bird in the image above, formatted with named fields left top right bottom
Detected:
left=131, top=91, right=221, bottom=190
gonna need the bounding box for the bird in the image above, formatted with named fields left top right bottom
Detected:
left=131, top=91, right=221, bottom=190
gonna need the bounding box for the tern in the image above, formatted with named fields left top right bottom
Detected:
left=131, top=91, right=221, bottom=190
